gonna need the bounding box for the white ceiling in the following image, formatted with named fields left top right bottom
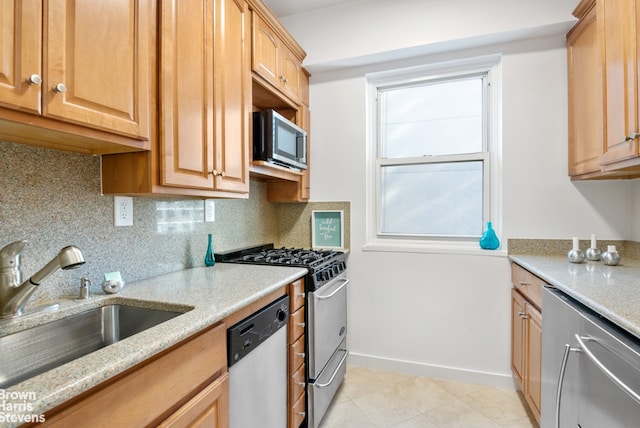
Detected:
left=262, top=0, right=366, bottom=17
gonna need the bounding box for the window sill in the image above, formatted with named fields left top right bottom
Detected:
left=362, top=240, right=508, bottom=258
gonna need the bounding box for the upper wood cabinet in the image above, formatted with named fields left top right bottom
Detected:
left=568, top=0, right=640, bottom=179
left=568, top=0, right=604, bottom=178
left=159, top=0, right=250, bottom=194
left=0, top=0, right=152, bottom=154
left=598, top=0, right=640, bottom=167
left=252, top=12, right=302, bottom=103
left=102, top=0, right=251, bottom=198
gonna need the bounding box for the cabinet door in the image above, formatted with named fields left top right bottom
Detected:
left=279, top=46, right=301, bottom=101
left=525, top=303, right=542, bottom=424
left=212, top=0, right=250, bottom=193
left=160, top=0, right=215, bottom=190
left=252, top=13, right=279, bottom=88
left=45, top=0, right=151, bottom=139
left=159, top=373, right=229, bottom=428
left=511, top=288, right=526, bottom=388
left=568, top=2, right=604, bottom=177
left=599, top=0, right=640, bottom=164
left=0, top=0, right=42, bottom=114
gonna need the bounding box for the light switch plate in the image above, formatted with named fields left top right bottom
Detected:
left=205, top=199, right=215, bottom=222
left=114, top=196, right=133, bottom=226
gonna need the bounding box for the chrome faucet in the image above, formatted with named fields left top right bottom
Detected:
left=0, top=240, right=85, bottom=318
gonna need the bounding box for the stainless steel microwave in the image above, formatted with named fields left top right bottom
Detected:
left=253, top=110, right=307, bottom=171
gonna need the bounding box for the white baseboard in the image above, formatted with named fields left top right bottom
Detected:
left=347, top=352, right=518, bottom=390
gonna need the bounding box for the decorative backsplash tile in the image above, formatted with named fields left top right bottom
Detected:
left=0, top=141, right=349, bottom=305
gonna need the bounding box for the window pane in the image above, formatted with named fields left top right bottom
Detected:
left=381, top=78, right=483, bottom=158
left=380, top=161, right=483, bottom=236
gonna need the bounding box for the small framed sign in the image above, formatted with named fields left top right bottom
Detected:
left=312, top=210, right=344, bottom=249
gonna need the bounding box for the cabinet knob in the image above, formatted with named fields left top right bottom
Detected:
left=209, top=170, right=226, bottom=177
left=630, top=133, right=640, bottom=140
left=26, top=74, right=42, bottom=85
left=280, top=75, right=288, bottom=84
left=52, top=83, right=67, bottom=93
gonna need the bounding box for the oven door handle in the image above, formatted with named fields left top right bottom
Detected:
left=575, top=334, right=640, bottom=405
left=315, top=349, right=349, bottom=388
left=316, top=278, right=349, bottom=300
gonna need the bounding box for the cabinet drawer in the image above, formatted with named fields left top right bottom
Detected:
left=289, top=279, right=305, bottom=312
left=289, top=336, right=305, bottom=371
left=289, top=306, right=305, bottom=344
left=289, top=391, right=306, bottom=428
left=289, top=363, right=306, bottom=403
left=511, top=263, right=544, bottom=309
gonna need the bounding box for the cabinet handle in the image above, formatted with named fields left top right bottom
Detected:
left=297, top=292, right=305, bottom=299
left=296, top=352, right=305, bottom=358
left=26, top=74, right=42, bottom=85
left=297, top=381, right=306, bottom=387
left=519, top=281, right=529, bottom=286
left=52, top=83, right=67, bottom=93
left=209, top=170, right=226, bottom=177
left=518, top=311, right=529, bottom=319
left=630, top=133, right=640, bottom=140
left=297, top=322, right=305, bottom=328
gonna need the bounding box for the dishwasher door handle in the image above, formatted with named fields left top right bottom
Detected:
left=575, top=334, right=640, bottom=405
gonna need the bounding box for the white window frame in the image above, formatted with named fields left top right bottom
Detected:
left=364, top=55, right=503, bottom=256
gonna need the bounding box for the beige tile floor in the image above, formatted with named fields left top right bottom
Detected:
left=318, top=365, right=538, bottom=428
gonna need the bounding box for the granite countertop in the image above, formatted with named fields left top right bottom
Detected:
left=509, top=253, right=640, bottom=339
left=0, top=263, right=307, bottom=421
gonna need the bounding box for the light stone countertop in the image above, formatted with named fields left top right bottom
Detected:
left=509, top=254, right=640, bottom=339
left=0, top=263, right=307, bottom=423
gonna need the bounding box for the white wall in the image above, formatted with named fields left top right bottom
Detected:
left=284, top=1, right=635, bottom=388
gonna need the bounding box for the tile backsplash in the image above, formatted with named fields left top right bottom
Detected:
left=1, top=141, right=349, bottom=305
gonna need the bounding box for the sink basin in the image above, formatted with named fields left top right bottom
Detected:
left=0, top=304, right=186, bottom=389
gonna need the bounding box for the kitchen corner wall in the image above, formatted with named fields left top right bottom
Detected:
left=0, top=141, right=349, bottom=305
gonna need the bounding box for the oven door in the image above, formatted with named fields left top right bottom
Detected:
left=308, top=340, right=348, bottom=428
left=307, top=273, right=348, bottom=380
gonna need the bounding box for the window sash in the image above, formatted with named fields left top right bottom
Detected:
left=375, top=153, right=490, bottom=239
left=373, top=74, right=491, bottom=240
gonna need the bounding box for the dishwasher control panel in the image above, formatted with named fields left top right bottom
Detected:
left=227, top=295, right=290, bottom=367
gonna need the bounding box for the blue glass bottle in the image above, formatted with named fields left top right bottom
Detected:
left=205, top=234, right=215, bottom=267
left=479, top=221, right=500, bottom=250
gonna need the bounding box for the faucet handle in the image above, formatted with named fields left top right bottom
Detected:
left=0, top=240, right=27, bottom=270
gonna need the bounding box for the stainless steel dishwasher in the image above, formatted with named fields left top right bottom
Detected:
left=227, top=295, right=289, bottom=428
left=542, top=286, right=640, bottom=427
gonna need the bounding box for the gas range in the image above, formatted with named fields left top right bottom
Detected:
left=214, top=244, right=347, bottom=291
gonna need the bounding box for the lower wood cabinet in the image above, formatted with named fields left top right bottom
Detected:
left=511, top=263, right=543, bottom=425
left=159, top=373, right=229, bottom=428
left=288, top=279, right=306, bottom=428
left=33, top=323, right=228, bottom=427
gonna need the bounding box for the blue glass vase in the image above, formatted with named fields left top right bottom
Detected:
left=479, top=222, right=500, bottom=250
left=205, top=234, right=215, bottom=267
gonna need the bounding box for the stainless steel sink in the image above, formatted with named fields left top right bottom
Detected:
left=0, top=304, right=186, bottom=389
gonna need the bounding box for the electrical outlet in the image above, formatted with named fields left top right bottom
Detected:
left=114, top=196, right=133, bottom=227
left=205, top=199, right=215, bottom=222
